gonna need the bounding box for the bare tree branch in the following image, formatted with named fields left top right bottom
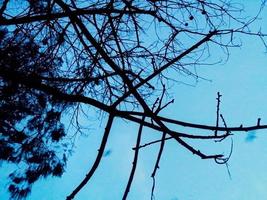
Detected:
left=122, top=116, right=145, bottom=200
left=66, top=114, right=115, bottom=200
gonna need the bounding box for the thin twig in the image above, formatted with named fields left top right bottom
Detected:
left=133, top=136, right=173, bottom=150
left=151, top=132, right=167, bottom=200
left=215, top=92, right=222, bottom=136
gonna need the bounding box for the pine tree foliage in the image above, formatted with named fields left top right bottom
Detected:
left=0, top=27, right=67, bottom=199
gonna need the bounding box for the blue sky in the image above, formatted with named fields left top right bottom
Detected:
left=2, top=1, right=267, bottom=200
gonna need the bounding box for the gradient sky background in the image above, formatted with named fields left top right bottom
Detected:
left=1, top=0, right=267, bottom=200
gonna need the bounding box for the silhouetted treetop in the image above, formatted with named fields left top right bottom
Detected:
left=0, top=0, right=266, bottom=199
left=0, top=28, right=68, bottom=199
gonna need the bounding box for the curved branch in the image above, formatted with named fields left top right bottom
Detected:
left=120, top=111, right=267, bottom=132
left=0, top=8, right=155, bottom=25
left=66, top=114, right=115, bottom=200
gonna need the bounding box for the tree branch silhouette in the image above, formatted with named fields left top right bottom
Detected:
left=0, top=0, right=267, bottom=199
left=66, top=114, right=115, bottom=200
